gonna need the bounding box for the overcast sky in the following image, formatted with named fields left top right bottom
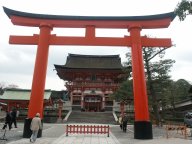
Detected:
left=0, top=0, right=192, bottom=90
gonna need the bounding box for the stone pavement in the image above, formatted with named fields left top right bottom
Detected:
left=0, top=123, right=191, bottom=144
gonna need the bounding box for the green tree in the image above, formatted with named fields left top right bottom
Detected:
left=112, top=80, right=133, bottom=103
left=188, top=85, right=192, bottom=96
left=0, top=82, right=6, bottom=95
left=161, top=79, right=191, bottom=118
left=143, top=47, right=175, bottom=125
left=115, top=47, right=175, bottom=125
left=175, top=0, right=192, bottom=21
left=0, top=82, right=19, bottom=95
left=172, top=79, right=191, bottom=102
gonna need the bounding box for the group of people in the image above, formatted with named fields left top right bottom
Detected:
left=2, top=108, right=19, bottom=130
left=2, top=109, right=42, bottom=143
left=118, top=112, right=129, bottom=132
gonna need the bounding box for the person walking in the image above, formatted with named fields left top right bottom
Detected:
left=118, top=114, right=123, bottom=130
left=2, top=111, right=12, bottom=130
left=10, top=108, right=17, bottom=128
left=122, top=113, right=128, bottom=132
left=30, top=113, right=42, bottom=143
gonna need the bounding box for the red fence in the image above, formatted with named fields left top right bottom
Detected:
left=66, top=125, right=110, bottom=137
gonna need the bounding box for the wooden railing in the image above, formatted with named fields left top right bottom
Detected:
left=165, top=123, right=191, bottom=139
left=66, top=125, right=110, bottom=137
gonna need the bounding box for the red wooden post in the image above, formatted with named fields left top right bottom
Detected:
left=94, top=125, right=96, bottom=134
left=104, top=125, right=106, bottom=134
left=87, top=125, right=89, bottom=134
left=21, top=24, right=52, bottom=138
left=74, top=125, right=76, bottom=134
left=101, top=125, right=103, bottom=134
left=28, top=24, right=52, bottom=119
left=129, top=26, right=152, bottom=139
left=90, top=125, right=92, bottom=134
left=129, top=26, right=149, bottom=121
left=69, top=125, right=71, bottom=134
left=80, top=125, right=82, bottom=134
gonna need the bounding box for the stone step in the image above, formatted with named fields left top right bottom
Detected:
left=67, top=111, right=116, bottom=124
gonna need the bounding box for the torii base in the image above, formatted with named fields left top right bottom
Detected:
left=134, top=121, right=153, bottom=139
left=23, top=118, right=43, bottom=138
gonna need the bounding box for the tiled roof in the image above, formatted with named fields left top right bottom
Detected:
left=55, top=54, right=123, bottom=69
left=0, top=89, right=51, bottom=100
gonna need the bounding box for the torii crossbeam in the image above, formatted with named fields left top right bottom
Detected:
left=3, top=7, right=176, bottom=139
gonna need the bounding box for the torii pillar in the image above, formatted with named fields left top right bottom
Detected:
left=129, top=26, right=151, bottom=139
left=3, top=7, right=176, bottom=139
left=25, top=24, right=52, bottom=137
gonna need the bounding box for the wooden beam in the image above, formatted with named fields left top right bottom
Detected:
left=9, top=34, right=172, bottom=48
left=141, top=37, right=172, bottom=47
left=9, top=34, right=39, bottom=45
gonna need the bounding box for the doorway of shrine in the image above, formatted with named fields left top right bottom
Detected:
left=84, top=95, right=102, bottom=112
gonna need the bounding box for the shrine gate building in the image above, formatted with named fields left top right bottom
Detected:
left=54, top=54, right=126, bottom=112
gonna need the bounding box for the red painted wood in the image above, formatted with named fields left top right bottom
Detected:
left=6, top=10, right=175, bottom=124
left=129, top=26, right=149, bottom=121
left=27, top=24, right=52, bottom=119
left=66, top=125, right=110, bottom=136
left=11, top=15, right=172, bottom=29
left=9, top=35, right=172, bottom=47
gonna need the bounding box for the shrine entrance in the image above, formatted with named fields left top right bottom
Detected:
left=3, top=7, right=176, bottom=139
left=84, top=95, right=102, bottom=112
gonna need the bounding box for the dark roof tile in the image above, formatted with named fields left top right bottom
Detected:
left=55, top=54, right=123, bottom=69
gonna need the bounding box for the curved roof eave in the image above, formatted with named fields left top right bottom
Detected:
left=3, top=7, right=176, bottom=22
left=54, top=65, right=124, bottom=70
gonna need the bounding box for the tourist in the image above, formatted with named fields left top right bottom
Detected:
left=118, top=114, right=123, bottom=130
left=122, top=113, right=128, bottom=132
left=2, top=111, right=12, bottom=130
left=10, top=108, right=17, bottom=128
left=30, top=113, right=42, bottom=143
left=16, top=109, right=20, bottom=118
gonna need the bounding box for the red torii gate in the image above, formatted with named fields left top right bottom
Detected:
left=3, top=7, right=176, bottom=139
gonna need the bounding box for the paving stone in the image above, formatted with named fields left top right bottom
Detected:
left=0, top=123, right=191, bottom=144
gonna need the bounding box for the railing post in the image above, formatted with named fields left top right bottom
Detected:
left=104, top=125, right=106, bottom=135
left=108, top=125, right=110, bottom=137
left=184, top=125, right=187, bottom=139
left=80, top=125, right=82, bottom=134
left=101, top=125, right=103, bottom=134
left=90, top=125, right=92, bottom=134
left=66, top=125, right=68, bottom=136
left=94, top=125, right=96, bottom=134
